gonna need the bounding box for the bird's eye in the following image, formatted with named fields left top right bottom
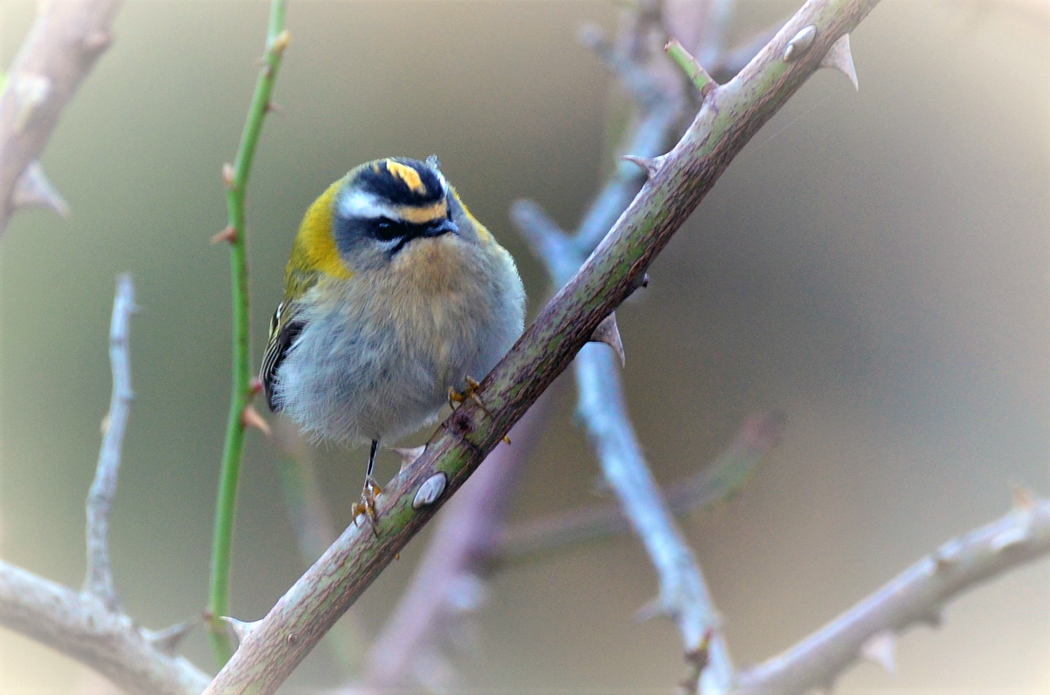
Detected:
left=373, top=217, right=403, bottom=242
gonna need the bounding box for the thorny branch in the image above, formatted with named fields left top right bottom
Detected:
left=203, top=1, right=885, bottom=693
left=83, top=274, right=135, bottom=611
left=732, top=497, right=1050, bottom=695
left=363, top=395, right=555, bottom=692
left=511, top=4, right=743, bottom=689
left=0, top=0, right=122, bottom=237
left=0, top=277, right=210, bottom=695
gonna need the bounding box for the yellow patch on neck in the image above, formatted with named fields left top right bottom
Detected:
left=385, top=160, right=426, bottom=194
left=286, top=178, right=353, bottom=287
left=397, top=200, right=447, bottom=224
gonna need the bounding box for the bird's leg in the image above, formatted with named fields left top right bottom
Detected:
left=352, top=440, right=382, bottom=531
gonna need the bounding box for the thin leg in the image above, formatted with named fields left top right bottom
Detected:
left=367, top=439, right=378, bottom=479
left=353, top=440, right=383, bottom=532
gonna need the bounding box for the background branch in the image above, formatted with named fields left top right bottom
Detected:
left=494, top=412, right=782, bottom=564
left=0, top=0, right=122, bottom=237
left=732, top=497, right=1050, bottom=695
left=0, top=277, right=210, bottom=695
left=202, top=1, right=883, bottom=692
left=83, top=273, right=134, bottom=611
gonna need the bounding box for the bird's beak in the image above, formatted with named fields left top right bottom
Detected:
left=422, top=217, right=458, bottom=238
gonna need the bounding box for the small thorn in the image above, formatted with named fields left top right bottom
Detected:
left=249, top=377, right=264, bottom=396
left=143, top=617, right=198, bottom=656
left=820, top=34, right=858, bottom=90
left=783, top=24, right=817, bottom=63
left=222, top=163, right=236, bottom=188
left=241, top=404, right=271, bottom=436
left=621, top=154, right=662, bottom=179
left=394, top=445, right=426, bottom=473
left=1010, top=480, right=1037, bottom=511
left=270, top=29, right=291, bottom=56
left=265, top=100, right=283, bottom=115
left=919, top=609, right=943, bottom=628
left=13, top=161, right=70, bottom=218
left=635, top=596, right=668, bottom=623
left=211, top=226, right=237, bottom=245
left=221, top=616, right=261, bottom=647
left=82, top=31, right=112, bottom=54
left=933, top=550, right=956, bottom=573
left=860, top=630, right=897, bottom=675
left=590, top=312, right=626, bottom=367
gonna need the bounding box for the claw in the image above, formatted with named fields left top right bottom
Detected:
left=352, top=477, right=382, bottom=537
left=449, top=376, right=494, bottom=419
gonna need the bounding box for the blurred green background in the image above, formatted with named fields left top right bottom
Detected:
left=1, top=0, right=1047, bottom=692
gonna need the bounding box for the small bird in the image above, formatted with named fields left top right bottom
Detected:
left=261, top=157, right=525, bottom=518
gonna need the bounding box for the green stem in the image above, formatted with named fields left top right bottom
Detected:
left=665, top=37, right=717, bottom=97
left=207, top=0, right=289, bottom=668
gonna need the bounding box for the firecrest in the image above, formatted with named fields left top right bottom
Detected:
left=261, top=156, right=526, bottom=515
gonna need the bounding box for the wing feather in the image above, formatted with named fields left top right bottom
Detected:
left=260, top=300, right=305, bottom=412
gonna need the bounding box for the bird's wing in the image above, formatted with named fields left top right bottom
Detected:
left=260, top=299, right=305, bottom=412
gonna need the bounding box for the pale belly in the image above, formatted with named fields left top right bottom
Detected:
left=274, top=238, right=524, bottom=445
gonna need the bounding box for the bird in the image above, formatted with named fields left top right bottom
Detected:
left=261, top=156, right=526, bottom=520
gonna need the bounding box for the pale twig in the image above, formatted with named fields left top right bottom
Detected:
left=364, top=395, right=555, bottom=692
left=0, top=277, right=208, bottom=695
left=0, top=561, right=209, bottom=695
left=83, top=274, right=135, bottom=611
left=203, top=1, right=883, bottom=692
left=0, top=0, right=122, bottom=237
left=494, top=412, right=782, bottom=563
left=732, top=498, right=1050, bottom=695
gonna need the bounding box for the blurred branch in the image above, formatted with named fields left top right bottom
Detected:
left=83, top=274, right=134, bottom=610
left=207, top=0, right=289, bottom=666
left=202, top=1, right=883, bottom=693
left=364, top=394, right=555, bottom=692
left=732, top=495, right=1050, bottom=695
left=513, top=7, right=734, bottom=693
left=494, top=412, right=783, bottom=564
left=0, top=0, right=122, bottom=238
left=0, top=562, right=209, bottom=695
left=0, top=277, right=210, bottom=695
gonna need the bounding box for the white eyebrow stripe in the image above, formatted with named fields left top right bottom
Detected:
left=337, top=189, right=397, bottom=220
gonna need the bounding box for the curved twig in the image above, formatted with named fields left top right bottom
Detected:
left=732, top=498, right=1050, bottom=694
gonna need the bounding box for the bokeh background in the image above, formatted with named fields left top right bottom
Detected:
left=1, top=0, right=1047, bottom=692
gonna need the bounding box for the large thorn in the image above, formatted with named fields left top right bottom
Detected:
left=590, top=312, right=625, bottom=367
left=222, top=616, right=262, bottom=648
left=860, top=630, right=897, bottom=675
left=13, top=161, right=70, bottom=218
left=394, top=445, right=426, bottom=473
left=621, top=154, right=663, bottom=179
left=820, top=34, right=859, bottom=90
left=143, top=617, right=198, bottom=656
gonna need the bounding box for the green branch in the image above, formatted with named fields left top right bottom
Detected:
left=207, top=0, right=289, bottom=668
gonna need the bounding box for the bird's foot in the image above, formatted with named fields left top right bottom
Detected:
left=448, top=376, right=493, bottom=419
left=351, top=476, right=382, bottom=535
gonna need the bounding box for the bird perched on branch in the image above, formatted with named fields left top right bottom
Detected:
left=261, top=156, right=525, bottom=519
